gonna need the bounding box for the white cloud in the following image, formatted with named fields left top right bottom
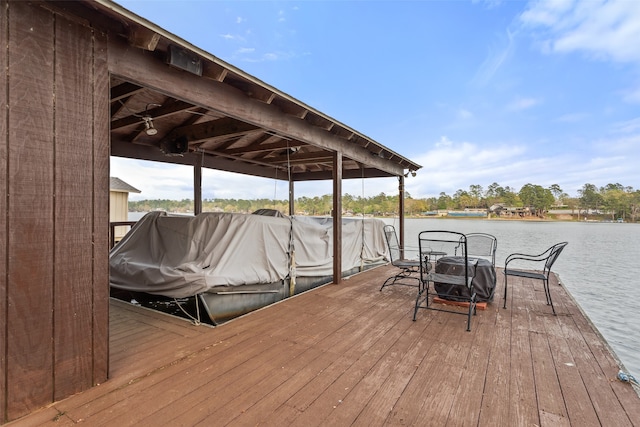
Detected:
left=507, top=97, right=541, bottom=111
left=111, top=157, right=402, bottom=201
left=520, top=0, right=576, bottom=28
left=555, top=112, right=589, bottom=123
left=472, top=0, right=504, bottom=9
left=611, top=116, right=640, bottom=134
left=406, top=137, right=530, bottom=197
left=458, top=109, right=474, bottom=120
left=403, top=132, right=640, bottom=198
left=473, top=29, right=515, bottom=86
left=622, top=85, right=640, bottom=104
left=111, top=129, right=640, bottom=203
left=521, top=0, right=640, bottom=63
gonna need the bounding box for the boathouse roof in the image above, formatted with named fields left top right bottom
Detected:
left=75, top=0, right=422, bottom=180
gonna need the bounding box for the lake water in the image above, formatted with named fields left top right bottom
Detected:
left=383, top=217, right=640, bottom=377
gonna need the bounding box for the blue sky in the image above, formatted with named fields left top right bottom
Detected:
left=112, top=0, right=640, bottom=201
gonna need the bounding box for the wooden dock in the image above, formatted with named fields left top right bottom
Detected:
left=7, top=265, right=640, bottom=426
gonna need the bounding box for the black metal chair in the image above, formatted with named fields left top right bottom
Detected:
left=413, top=231, right=478, bottom=331
left=465, top=233, right=497, bottom=268
left=380, top=225, right=421, bottom=291
left=503, top=242, right=568, bottom=315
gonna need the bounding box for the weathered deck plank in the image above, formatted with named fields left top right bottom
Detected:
left=6, top=265, right=640, bottom=427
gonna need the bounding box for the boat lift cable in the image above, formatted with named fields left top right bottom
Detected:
left=173, top=295, right=201, bottom=326
left=286, top=142, right=296, bottom=296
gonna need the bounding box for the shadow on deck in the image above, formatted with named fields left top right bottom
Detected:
left=8, top=265, right=640, bottom=426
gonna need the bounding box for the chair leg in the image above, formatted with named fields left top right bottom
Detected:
left=543, top=278, right=556, bottom=315
left=380, top=276, right=393, bottom=291
left=503, top=275, right=508, bottom=309
left=413, top=281, right=427, bottom=321
left=412, top=289, right=421, bottom=321
left=380, top=269, right=419, bottom=291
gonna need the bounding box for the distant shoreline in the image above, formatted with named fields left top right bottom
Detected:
left=403, top=214, right=634, bottom=223
left=129, top=211, right=634, bottom=224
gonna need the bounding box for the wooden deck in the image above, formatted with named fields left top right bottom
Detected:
left=8, top=265, right=640, bottom=426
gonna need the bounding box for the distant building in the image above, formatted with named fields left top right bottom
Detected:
left=110, top=177, right=141, bottom=242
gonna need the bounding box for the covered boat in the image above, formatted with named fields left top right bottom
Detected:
left=110, top=211, right=390, bottom=322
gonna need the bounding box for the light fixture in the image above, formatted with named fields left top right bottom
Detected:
left=411, top=170, right=417, bottom=177
left=143, top=116, right=157, bottom=136
left=403, top=170, right=417, bottom=178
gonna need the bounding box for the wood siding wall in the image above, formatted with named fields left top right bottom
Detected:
left=1, top=2, right=110, bottom=422
left=109, top=192, right=130, bottom=240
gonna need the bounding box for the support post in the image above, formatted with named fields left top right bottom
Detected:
left=333, top=151, right=343, bottom=284
left=289, top=177, right=295, bottom=216
left=194, top=152, right=202, bottom=214
left=398, top=175, right=405, bottom=258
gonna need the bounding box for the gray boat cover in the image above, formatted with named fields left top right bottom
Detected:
left=109, top=211, right=389, bottom=298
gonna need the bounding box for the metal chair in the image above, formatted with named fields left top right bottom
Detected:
left=413, top=231, right=478, bottom=331
left=465, top=233, right=497, bottom=268
left=503, top=242, right=568, bottom=315
left=380, top=225, right=420, bottom=291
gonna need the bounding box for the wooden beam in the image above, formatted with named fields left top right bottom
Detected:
left=332, top=152, right=342, bottom=285
left=292, top=168, right=394, bottom=181
left=128, top=26, right=160, bottom=51
left=111, top=140, right=285, bottom=180
left=269, top=151, right=334, bottom=165
left=110, top=100, right=196, bottom=130
left=224, top=137, right=294, bottom=156
left=107, top=37, right=404, bottom=177
left=110, top=81, right=144, bottom=102
left=168, top=117, right=260, bottom=145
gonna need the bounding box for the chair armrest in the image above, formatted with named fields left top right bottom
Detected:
left=505, top=245, right=554, bottom=266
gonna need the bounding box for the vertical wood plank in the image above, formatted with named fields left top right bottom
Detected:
left=53, top=15, right=94, bottom=400
left=0, top=0, right=8, bottom=422
left=92, top=29, right=110, bottom=385
left=6, top=2, right=55, bottom=420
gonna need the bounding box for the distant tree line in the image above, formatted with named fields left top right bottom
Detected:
left=128, top=182, right=640, bottom=222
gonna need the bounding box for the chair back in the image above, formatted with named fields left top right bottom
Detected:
left=465, top=233, right=497, bottom=267
left=418, top=230, right=471, bottom=285
left=544, top=242, right=568, bottom=275
left=383, top=225, right=401, bottom=264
